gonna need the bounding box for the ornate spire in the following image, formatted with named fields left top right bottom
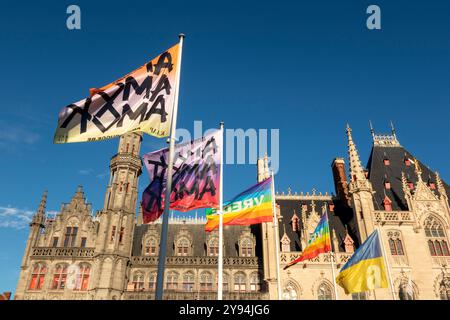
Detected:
left=369, top=120, right=375, bottom=140
left=32, top=190, right=47, bottom=226
left=436, top=172, right=448, bottom=199
left=390, top=120, right=397, bottom=140
left=37, top=190, right=47, bottom=216
left=414, top=158, right=423, bottom=182
left=401, top=171, right=411, bottom=195
left=346, top=124, right=366, bottom=182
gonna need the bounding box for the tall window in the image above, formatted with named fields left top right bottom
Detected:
left=233, top=272, right=246, bottom=292
left=51, top=265, right=68, bottom=290
left=52, top=237, right=59, bottom=248
left=75, top=265, right=90, bottom=291
left=28, top=263, right=47, bottom=290
left=383, top=196, right=392, bottom=212
left=63, top=227, right=78, bottom=247
left=317, top=282, right=333, bottom=300
left=208, top=238, right=219, bottom=256
left=110, top=226, right=116, bottom=242
left=177, top=238, right=190, bottom=256
left=119, top=227, right=124, bottom=244
left=145, top=238, right=157, bottom=256
left=80, top=237, right=87, bottom=248
left=132, top=273, right=144, bottom=291
left=240, top=238, right=253, bottom=257
left=424, top=216, right=450, bottom=257
left=222, top=273, right=229, bottom=292
left=148, top=273, right=157, bottom=291
left=250, top=273, right=260, bottom=292
left=166, top=271, right=179, bottom=290
left=352, top=292, right=367, bottom=300
left=200, top=272, right=213, bottom=291
left=387, top=231, right=405, bottom=256
left=182, top=272, right=195, bottom=292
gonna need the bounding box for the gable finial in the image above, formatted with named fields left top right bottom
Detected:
left=390, top=120, right=397, bottom=140
left=413, top=158, right=423, bottom=182
left=369, top=120, right=375, bottom=140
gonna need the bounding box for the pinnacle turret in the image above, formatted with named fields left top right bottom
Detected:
left=346, top=124, right=367, bottom=182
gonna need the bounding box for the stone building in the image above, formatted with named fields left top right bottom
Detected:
left=14, top=124, right=450, bottom=300
left=262, top=124, right=450, bottom=300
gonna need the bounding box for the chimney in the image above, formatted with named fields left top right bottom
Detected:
left=331, top=158, right=350, bottom=205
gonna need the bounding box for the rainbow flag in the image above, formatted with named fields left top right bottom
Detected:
left=283, top=213, right=331, bottom=269
left=205, top=177, right=273, bottom=232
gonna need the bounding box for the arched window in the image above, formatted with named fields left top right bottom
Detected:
left=28, top=263, right=47, bottom=290
left=52, top=264, right=68, bottom=290
left=398, top=279, right=415, bottom=300
left=75, top=264, right=90, bottom=291
left=148, top=273, right=157, bottom=291
left=200, top=272, right=213, bottom=291
left=177, top=238, right=190, bottom=256
left=240, top=238, right=253, bottom=257
left=182, top=272, right=195, bottom=292
left=250, top=273, right=260, bottom=292
left=208, top=237, right=219, bottom=256
left=63, top=226, right=78, bottom=247
left=317, top=282, right=333, bottom=300
left=424, top=216, right=449, bottom=257
left=144, top=237, right=158, bottom=256
left=223, top=273, right=229, bottom=292
left=166, top=271, right=179, bottom=290
left=132, top=272, right=144, bottom=291
left=282, top=281, right=299, bottom=300
left=233, top=272, right=246, bottom=292
left=439, top=275, right=450, bottom=300
left=387, top=231, right=405, bottom=256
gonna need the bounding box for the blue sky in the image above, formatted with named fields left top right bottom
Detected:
left=0, top=0, right=449, bottom=293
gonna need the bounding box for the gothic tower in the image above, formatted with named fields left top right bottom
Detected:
left=257, top=155, right=279, bottom=298
left=92, top=133, right=143, bottom=299
left=346, top=124, right=376, bottom=242
left=15, top=191, right=47, bottom=295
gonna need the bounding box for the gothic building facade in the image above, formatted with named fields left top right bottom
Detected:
left=14, top=125, right=450, bottom=300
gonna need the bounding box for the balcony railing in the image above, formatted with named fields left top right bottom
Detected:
left=390, top=255, right=409, bottom=267
left=122, top=290, right=268, bottom=300
left=432, top=256, right=450, bottom=267
left=31, top=247, right=95, bottom=258
left=131, top=256, right=262, bottom=268
left=280, top=252, right=352, bottom=268
left=374, top=211, right=414, bottom=225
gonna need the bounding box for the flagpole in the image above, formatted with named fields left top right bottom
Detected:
left=270, top=171, right=282, bottom=300
left=324, top=206, right=339, bottom=300
left=376, top=225, right=396, bottom=300
left=155, top=33, right=184, bottom=300
left=217, top=122, right=224, bottom=300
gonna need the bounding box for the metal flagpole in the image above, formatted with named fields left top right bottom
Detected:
left=155, top=34, right=185, bottom=300
left=270, top=171, right=282, bottom=300
left=217, top=122, right=224, bottom=300
left=324, top=206, right=339, bottom=300
left=376, top=225, right=396, bottom=300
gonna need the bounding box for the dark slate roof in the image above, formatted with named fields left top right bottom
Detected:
left=132, top=222, right=263, bottom=258
left=366, top=145, right=450, bottom=211
left=276, top=197, right=360, bottom=252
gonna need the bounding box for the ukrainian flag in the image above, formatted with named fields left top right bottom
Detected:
left=336, top=230, right=388, bottom=294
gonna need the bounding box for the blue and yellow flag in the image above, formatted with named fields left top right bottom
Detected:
left=336, top=230, right=388, bottom=294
